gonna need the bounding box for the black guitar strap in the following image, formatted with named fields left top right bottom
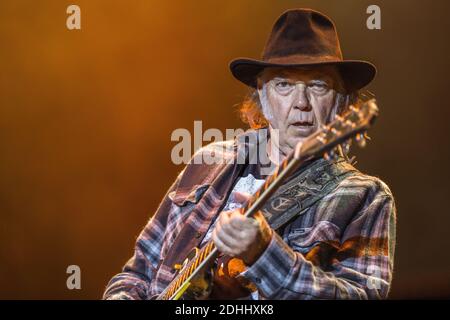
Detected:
left=261, top=157, right=358, bottom=231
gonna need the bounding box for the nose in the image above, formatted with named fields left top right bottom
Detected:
left=293, top=84, right=311, bottom=111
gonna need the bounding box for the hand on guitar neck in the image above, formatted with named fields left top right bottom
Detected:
left=212, top=191, right=273, bottom=266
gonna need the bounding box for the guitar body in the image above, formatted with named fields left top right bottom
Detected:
left=174, top=249, right=255, bottom=300
left=209, top=256, right=257, bottom=299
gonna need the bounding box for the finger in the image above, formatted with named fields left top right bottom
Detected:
left=217, top=212, right=246, bottom=244
left=215, top=211, right=244, bottom=240
left=227, top=211, right=247, bottom=231
left=233, top=191, right=252, bottom=204
left=215, top=210, right=231, bottom=235
left=227, top=214, right=260, bottom=241
left=216, top=225, right=243, bottom=250
left=212, top=228, right=236, bottom=256
left=229, top=213, right=259, bottom=231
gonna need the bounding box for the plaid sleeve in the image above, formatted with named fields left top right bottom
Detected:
left=239, top=176, right=396, bottom=299
left=102, top=171, right=184, bottom=300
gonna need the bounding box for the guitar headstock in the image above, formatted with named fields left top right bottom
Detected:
left=295, top=94, right=379, bottom=161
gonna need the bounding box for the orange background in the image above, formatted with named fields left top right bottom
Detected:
left=1, top=0, right=449, bottom=299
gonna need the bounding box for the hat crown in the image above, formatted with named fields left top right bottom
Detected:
left=262, top=9, right=343, bottom=63
left=228, top=8, right=376, bottom=91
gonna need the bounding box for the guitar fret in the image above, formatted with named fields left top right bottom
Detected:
left=199, top=248, right=206, bottom=262
left=169, top=284, right=176, bottom=297
left=184, top=261, right=194, bottom=278
left=185, top=262, right=193, bottom=277
left=188, top=261, right=196, bottom=274
left=208, top=241, right=214, bottom=253
left=180, top=269, right=188, bottom=284
left=174, top=278, right=182, bottom=292
left=264, top=177, right=270, bottom=190
left=193, top=254, right=200, bottom=269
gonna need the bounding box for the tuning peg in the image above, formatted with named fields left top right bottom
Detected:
left=355, top=133, right=367, bottom=148
left=349, top=156, right=357, bottom=166
left=324, top=149, right=339, bottom=162
left=330, top=128, right=340, bottom=136
left=330, top=149, right=336, bottom=158
left=349, top=105, right=358, bottom=113
left=334, top=114, right=344, bottom=122
left=332, top=147, right=340, bottom=161
left=363, top=132, right=371, bottom=141
left=342, top=140, right=352, bottom=153
left=317, top=132, right=327, bottom=144
left=345, top=120, right=355, bottom=128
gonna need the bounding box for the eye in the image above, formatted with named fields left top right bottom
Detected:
left=275, top=81, right=292, bottom=88
left=309, top=82, right=329, bottom=93
left=273, top=80, right=295, bottom=94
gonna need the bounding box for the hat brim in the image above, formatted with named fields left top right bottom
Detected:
left=229, top=58, right=376, bottom=93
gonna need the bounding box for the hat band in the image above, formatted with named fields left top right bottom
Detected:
left=265, top=54, right=343, bottom=65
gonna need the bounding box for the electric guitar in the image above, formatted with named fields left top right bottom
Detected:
left=156, top=94, right=379, bottom=300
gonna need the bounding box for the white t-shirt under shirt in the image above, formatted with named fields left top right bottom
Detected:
left=200, top=162, right=274, bottom=245
left=200, top=161, right=275, bottom=300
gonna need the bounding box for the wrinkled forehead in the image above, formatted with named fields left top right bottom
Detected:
left=257, top=65, right=341, bottom=85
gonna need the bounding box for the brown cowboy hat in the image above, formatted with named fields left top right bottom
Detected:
left=229, top=8, right=376, bottom=92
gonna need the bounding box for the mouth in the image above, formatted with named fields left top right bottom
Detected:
left=289, top=119, right=317, bottom=136
left=290, top=120, right=314, bottom=127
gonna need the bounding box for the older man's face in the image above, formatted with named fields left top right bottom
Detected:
left=258, top=66, right=342, bottom=155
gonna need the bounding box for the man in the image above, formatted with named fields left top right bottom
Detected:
left=103, top=8, right=396, bottom=300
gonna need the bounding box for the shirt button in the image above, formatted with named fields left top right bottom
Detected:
left=255, top=278, right=261, bottom=284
